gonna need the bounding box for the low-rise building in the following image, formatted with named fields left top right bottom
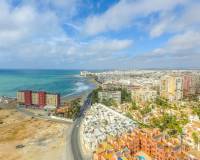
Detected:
left=131, top=87, right=157, bottom=102
left=98, top=91, right=121, bottom=104
left=81, top=104, right=136, bottom=152
left=93, top=128, right=198, bottom=160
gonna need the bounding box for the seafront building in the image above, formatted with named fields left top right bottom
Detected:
left=17, top=90, right=60, bottom=108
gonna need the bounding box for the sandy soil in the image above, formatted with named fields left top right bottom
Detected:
left=0, top=108, right=73, bottom=160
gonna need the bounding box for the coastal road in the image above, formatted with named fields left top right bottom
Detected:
left=71, top=94, right=92, bottom=160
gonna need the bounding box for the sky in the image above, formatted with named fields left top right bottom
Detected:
left=0, top=0, right=199, bottom=69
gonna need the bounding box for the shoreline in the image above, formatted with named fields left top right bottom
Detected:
left=0, top=76, right=97, bottom=105
left=61, top=77, right=97, bottom=103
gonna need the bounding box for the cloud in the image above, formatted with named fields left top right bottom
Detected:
left=0, top=0, right=65, bottom=48
left=83, top=0, right=188, bottom=36
left=150, top=1, right=200, bottom=37
left=0, top=0, right=199, bottom=69
left=130, top=30, right=200, bottom=68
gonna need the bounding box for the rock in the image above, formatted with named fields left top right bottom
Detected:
left=16, top=144, right=25, bottom=149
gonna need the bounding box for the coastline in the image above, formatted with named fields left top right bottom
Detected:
left=0, top=75, right=97, bottom=105
left=61, top=77, right=97, bottom=103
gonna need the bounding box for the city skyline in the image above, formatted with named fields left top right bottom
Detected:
left=0, top=0, right=199, bottom=69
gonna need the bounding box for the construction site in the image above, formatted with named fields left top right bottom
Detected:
left=0, top=99, right=73, bottom=160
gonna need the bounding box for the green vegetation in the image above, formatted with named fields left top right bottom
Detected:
left=192, top=106, right=200, bottom=119
left=67, top=98, right=81, bottom=119
left=130, top=100, right=138, bottom=110
left=156, top=97, right=170, bottom=108
left=140, top=106, right=152, bottom=115
left=121, top=88, right=132, bottom=103
left=125, top=112, right=133, bottom=119
left=91, top=87, right=102, bottom=104
left=150, top=113, right=188, bottom=137
left=101, top=98, right=117, bottom=107
left=192, top=132, right=200, bottom=149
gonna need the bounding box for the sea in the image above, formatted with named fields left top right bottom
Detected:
left=0, top=69, right=95, bottom=98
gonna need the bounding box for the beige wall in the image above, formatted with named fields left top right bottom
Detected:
left=17, top=91, right=25, bottom=103
left=32, top=92, right=38, bottom=105
left=46, top=94, right=58, bottom=106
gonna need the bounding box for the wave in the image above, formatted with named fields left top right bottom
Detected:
left=61, top=82, right=91, bottom=98
left=74, top=82, right=90, bottom=93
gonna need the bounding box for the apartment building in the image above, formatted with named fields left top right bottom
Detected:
left=98, top=91, right=121, bottom=104
left=131, top=87, right=157, bottom=102
left=160, top=75, right=183, bottom=101
left=46, top=93, right=60, bottom=107
left=16, top=90, right=60, bottom=108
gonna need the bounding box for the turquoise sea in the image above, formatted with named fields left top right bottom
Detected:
left=0, top=70, right=95, bottom=98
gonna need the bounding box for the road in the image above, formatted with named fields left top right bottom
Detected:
left=71, top=94, right=92, bottom=160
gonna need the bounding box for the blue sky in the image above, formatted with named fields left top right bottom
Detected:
left=0, top=0, right=199, bottom=69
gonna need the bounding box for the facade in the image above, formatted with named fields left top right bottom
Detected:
left=131, top=87, right=157, bottom=102
left=98, top=91, right=121, bottom=104
left=38, top=91, right=46, bottom=107
left=183, top=75, right=192, bottom=97
left=93, top=128, right=196, bottom=160
left=191, top=74, right=200, bottom=94
left=46, top=93, right=60, bottom=107
left=16, top=90, right=60, bottom=108
left=24, top=90, right=32, bottom=106
left=16, top=91, right=25, bottom=104
left=32, top=92, right=39, bottom=105
left=160, top=75, right=183, bottom=101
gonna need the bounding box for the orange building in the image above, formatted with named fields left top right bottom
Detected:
left=93, top=128, right=196, bottom=160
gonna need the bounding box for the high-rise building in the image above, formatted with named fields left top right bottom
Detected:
left=38, top=91, right=46, bottom=107
left=16, top=90, right=60, bottom=108
left=24, top=90, right=32, bottom=106
left=160, top=75, right=183, bottom=101
left=183, top=75, right=193, bottom=97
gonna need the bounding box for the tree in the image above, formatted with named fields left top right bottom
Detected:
left=126, top=112, right=133, bottom=119
left=130, top=100, right=138, bottom=110
left=150, top=113, right=187, bottom=137
left=192, top=107, right=200, bottom=119
left=121, top=88, right=132, bottom=103
left=140, top=106, right=151, bottom=116
left=91, top=87, right=102, bottom=104
left=192, top=132, right=199, bottom=149
left=101, top=98, right=117, bottom=107
left=69, top=98, right=81, bottom=119
left=155, top=97, right=170, bottom=114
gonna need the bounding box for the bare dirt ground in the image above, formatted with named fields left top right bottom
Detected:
left=0, top=108, right=73, bottom=160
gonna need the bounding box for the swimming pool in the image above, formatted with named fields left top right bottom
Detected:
left=136, top=155, right=146, bottom=160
